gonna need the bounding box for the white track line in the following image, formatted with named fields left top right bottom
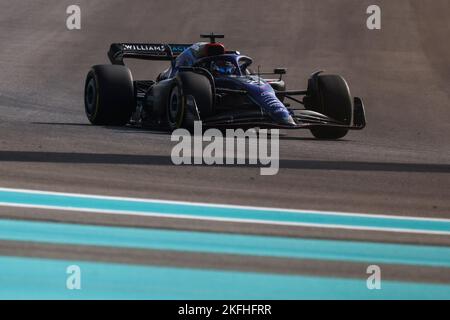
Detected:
left=0, top=186, right=449, bottom=222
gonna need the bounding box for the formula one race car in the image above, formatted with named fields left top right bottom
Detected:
left=84, top=33, right=366, bottom=139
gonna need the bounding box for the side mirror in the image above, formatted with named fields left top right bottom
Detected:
left=274, top=68, right=287, bottom=75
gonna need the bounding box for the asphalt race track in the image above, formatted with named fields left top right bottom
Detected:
left=0, top=0, right=449, bottom=299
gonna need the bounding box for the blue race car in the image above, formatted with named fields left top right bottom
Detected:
left=84, top=33, right=366, bottom=139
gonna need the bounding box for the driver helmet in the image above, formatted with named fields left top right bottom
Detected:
left=211, top=60, right=236, bottom=75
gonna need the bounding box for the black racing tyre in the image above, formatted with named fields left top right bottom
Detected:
left=307, top=75, right=353, bottom=139
left=167, top=83, right=184, bottom=130
left=84, top=65, right=135, bottom=126
left=166, top=71, right=213, bottom=131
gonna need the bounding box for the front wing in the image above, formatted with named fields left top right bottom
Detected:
left=187, top=95, right=366, bottom=130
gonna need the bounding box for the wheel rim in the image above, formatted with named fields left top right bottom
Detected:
left=168, top=86, right=183, bottom=127
left=85, top=77, right=96, bottom=116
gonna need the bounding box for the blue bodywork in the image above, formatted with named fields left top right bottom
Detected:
left=163, top=42, right=295, bottom=125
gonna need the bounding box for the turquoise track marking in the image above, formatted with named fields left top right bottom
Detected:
left=1, top=219, right=449, bottom=267
left=1, top=256, right=449, bottom=300
left=0, top=188, right=449, bottom=234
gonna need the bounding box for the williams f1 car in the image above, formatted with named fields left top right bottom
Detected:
left=84, top=33, right=366, bottom=139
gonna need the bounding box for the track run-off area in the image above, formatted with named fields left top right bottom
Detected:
left=0, top=0, right=449, bottom=299
left=1, top=187, right=449, bottom=299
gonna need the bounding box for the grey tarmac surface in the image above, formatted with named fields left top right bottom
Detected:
left=0, top=0, right=449, bottom=285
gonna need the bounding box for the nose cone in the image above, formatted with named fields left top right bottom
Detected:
left=233, top=77, right=296, bottom=126
left=272, top=111, right=296, bottom=126
left=258, top=89, right=295, bottom=125
left=281, top=114, right=296, bottom=126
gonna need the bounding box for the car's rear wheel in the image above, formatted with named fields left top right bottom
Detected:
left=166, top=71, right=214, bottom=131
left=305, top=74, right=353, bottom=139
left=84, top=65, right=135, bottom=126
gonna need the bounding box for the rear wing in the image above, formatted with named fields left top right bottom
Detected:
left=108, top=43, right=192, bottom=65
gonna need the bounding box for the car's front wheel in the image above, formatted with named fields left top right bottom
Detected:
left=305, top=74, right=353, bottom=139
left=166, top=71, right=214, bottom=131
left=167, top=84, right=185, bottom=130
